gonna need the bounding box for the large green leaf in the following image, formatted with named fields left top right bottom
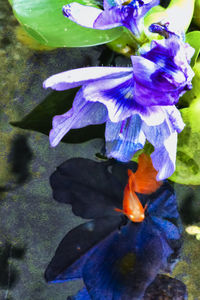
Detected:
left=170, top=99, right=200, bottom=185
left=186, top=31, right=200, bottom=67
left=9, top=0, right=123, bottom=47
left=10, top=89, right=105, bottom=143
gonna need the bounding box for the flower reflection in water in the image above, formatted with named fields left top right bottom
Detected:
left=45, top=156, right=182, bottom=299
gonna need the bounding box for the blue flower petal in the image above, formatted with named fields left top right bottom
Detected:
left=45, top=216, right=122, bottom=283
left=147, top=181, right=179, bottom=220
left=82, top=221, right=173, bottom=300
left=105, top=114, right=146, bottom=161
left=151, top=217, right=181, bottom=240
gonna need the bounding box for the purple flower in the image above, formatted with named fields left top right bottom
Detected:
left=63, top=0, right=159, bottom=36
left=43, top=34, right=194, bottom=180
left=45, top=158, right=181, bottom=300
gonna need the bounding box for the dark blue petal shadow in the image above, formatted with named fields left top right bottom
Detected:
left=50, top=158, right=137, bottom=219
left=45, top=216, right=122, bottom=282
left=47, top=158, right=182, bottom=299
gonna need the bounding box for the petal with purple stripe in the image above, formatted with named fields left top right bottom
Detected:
left=151, top=131, right=178, bottom=180
left=105, top=115, right=146, bottom=162
left=82, top=73, right=135, bottom=122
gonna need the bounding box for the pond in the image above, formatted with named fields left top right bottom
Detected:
left=1, top=0, right=200, bottom=299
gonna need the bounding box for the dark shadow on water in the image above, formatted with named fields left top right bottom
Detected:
left=8, top=134, right=33, bottom=184
left=98, top=46, right=117, bottom=66
left=160, top=0, right=171, bottom=8
left=179, top=190, right=200, bottom=225
left=0, top=242, right=26, bottom=290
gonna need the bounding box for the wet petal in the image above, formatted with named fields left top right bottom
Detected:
left=105, top=115, right=146, bottom=161
left=43, top=67, right=132, bottom=91
left=151, top=132, right=178, bottom=180
left=49, top=90, right=107, bottom=147
left=63, top=3, right=102, bottom=29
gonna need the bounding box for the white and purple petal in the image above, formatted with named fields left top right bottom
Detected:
left=63, top=3, right=102, bottom=29
left=141, top=106, right=184, bottom=180
left=43, top=66, right=132, bottom=91
left=49, top=90, right=108, bottom=147
left=105, top=115, right=146, bottom=162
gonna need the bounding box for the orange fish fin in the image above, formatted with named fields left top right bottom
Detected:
left=114, top=208, right=124, bottom=213
left=134, top=153, right=162, bottom=194
left=144, top=203, right=148, bottom=212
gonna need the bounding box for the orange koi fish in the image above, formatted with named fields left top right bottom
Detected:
left=115, top=154, right=162, bottom=223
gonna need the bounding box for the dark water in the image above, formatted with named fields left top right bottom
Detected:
left=0, top=0, right=200, bottom=299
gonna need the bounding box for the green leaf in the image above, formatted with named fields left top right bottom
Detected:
left=179, top=60, right=200, bottom=107
left=170, top=99, right=200, bottom=185
left=186, top=31, right=200, bottom=67
left=10, top=89, right=105, bottom=143
left=9, top=0, right=123, bottom=47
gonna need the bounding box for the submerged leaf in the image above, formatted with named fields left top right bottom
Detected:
left=9, top=0, right=122, bottom=47
left=10, top=89, right=105, bottom=143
